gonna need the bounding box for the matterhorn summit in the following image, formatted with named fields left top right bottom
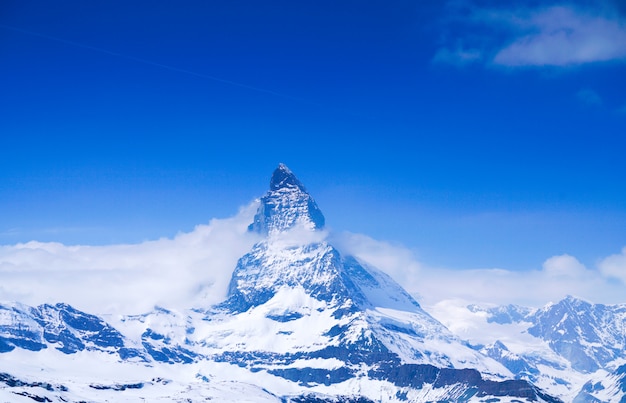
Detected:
left=248, top=163, right=325, bottom=234
left=0, top=164, right=562, bottom=402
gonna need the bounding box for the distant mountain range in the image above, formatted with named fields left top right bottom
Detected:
left=468, top=295, right=626, bottom=402
left=0, top=164, right=623, bottom=402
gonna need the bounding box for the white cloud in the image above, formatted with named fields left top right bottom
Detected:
left=267, top=224, right=329, bottom=250
left=333, top=232, right=626, bottom=309
left=418, top=255, right=626, bottom=308
left=2, top=200, right=626, bottom=319
left=435, top=2, right=626, bottom=68
left=332, top=231, right=424, bottom=294
left=542, top=254, right=588, bottom=277
left=598, top=246, right=626, bottom=283
left=0, top=202, right=260, bottom=315
left=493, top=6, right=626, bottom=67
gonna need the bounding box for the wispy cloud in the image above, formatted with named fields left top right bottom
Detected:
left=576, top=88, right=603, bottom=105
left=432, top=47, right=483, bottom=67
left=409, top=255, right=626, bottom=308
left=598, top=247, right=626, bottom=282
left=332, top=232, right=424, bottom=293
left=495, top=6, right=626, bottom=67
left=435, top=1, right=626, bottom=68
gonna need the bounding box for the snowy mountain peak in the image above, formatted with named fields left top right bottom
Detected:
left=0, top=164, right=565, bottom=403
left=248, top=164, right=325, bottom=235
left=270, top=163, right=304, bottom=191
left=222, top=166, right=520, bottom=385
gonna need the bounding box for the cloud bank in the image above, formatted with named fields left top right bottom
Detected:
left=337, top=232, right=626, bottom=309
left=0, top=202, right=260, bottom=315
left=435, top=1, right=626, bottom=68
left=599, top=247, right=626, bottom=283
left=2, top=203, right=625, bottom=318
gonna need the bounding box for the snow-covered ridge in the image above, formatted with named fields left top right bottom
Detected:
left=437, top=296, right=626, bottom=401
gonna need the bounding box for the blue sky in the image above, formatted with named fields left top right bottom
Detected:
left=1, top=0, right=625, bottom=273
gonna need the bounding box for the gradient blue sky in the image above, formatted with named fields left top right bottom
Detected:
left=1, top=0, right=625, bottom=271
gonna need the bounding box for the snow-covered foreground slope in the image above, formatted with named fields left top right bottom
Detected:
left=1, top=164, right=563, bottom=402
left=0, top=348, right=306, bottom=402
left=0, top=345, right=561, bottom=403
left=0, top=297, right=558, bottom=402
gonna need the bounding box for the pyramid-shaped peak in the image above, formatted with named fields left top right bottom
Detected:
left=248, top=164, right=325, bottom=234
left=270, top=163, right=306, bottom=191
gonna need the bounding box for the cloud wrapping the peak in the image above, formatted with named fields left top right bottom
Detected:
left=267, top=223, right=329, bottom=250
left=2, top=198, right=626, bottom=317
left=435, top=1, right=626, bottom=67
left=332, top=231, right=424, bottom=294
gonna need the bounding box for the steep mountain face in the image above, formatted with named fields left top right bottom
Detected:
left=0, top=164, right=562, bottom=402
left=247, top=163, right=325, bottom=235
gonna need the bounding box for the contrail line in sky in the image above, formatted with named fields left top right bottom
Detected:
left=0, top=23, right=317, bottom=105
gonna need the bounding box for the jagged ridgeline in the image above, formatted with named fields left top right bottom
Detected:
left=1, top=164, right=563, bottom=402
